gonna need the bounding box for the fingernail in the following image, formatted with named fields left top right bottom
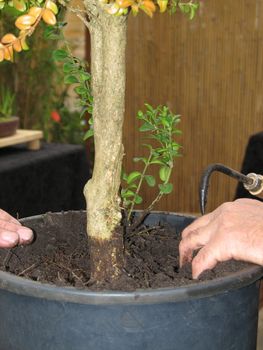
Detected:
left=1, top=231, right=19, bottom=244
left=18, top=227, right=33, bottom=242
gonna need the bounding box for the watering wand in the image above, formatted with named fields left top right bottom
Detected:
left=199, top=163, right=263, bottom=215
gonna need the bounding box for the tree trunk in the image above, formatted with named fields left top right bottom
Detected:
left=83, top=3, right=127, bottom=283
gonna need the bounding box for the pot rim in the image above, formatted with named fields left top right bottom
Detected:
left=0, top=116, right=19, bottom=123
left=0, top=211, right=262, bottom=305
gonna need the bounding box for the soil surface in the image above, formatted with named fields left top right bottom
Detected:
left=0, top=211, right=252, bottom=291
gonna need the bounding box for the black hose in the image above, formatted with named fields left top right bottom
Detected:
left=199, top=163, right=253, bottom=215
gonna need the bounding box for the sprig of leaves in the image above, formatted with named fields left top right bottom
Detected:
left=103, top=0, right=199, bottom=18
left=0, top=86, right=15, bottom=119
left=170, top=0, right=199, bottom=19
left=121, top=103, right=181, bottom=221
left=52, top=44, right=93, bottom=140
left=43, top=20, right=66, bottom=41
left=0, top=0, right=60, bottom=12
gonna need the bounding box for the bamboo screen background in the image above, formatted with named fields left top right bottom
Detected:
left=121, top=0, right=263, bottom=214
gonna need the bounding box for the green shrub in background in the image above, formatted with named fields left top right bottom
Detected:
left=0, top=6, right=85, bottom=144
left=47, top=105, right=86, bottom=144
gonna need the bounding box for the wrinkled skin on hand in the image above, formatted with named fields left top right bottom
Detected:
left=0, top=209, right=33, bottom=248
left=179, top=199, right=263, bottom=279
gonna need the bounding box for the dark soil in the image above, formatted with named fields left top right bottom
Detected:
left=0, top=211, right=251, bottom=291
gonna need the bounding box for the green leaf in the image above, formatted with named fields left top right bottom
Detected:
left=127, top=171, right=141, bottom=184
left=64, top=75, right=79, bottom=84
left=137, top=111, right=144, bottom=119
left=159, top=166, right=171, bottom=182
left=122, top=190, right=135, bottom=198
left=172, top=129, right=182, bottom=135
left=145, top=103, right=154, bottom=113
left=74, top=86, right=87, bottom=95
left=84, top=129, right=94, bottom=140
left=121, top=171, right=128, bottom=181
left=171, top=142, right=181, bottom=151
left=159, top=183, right=173, bottom=194
left=144, top=175, right=155, bottom=187
left=179, top=2, right=199, bottom=19
left=134, top=194, right=143, bottom=204
left=52, top=49, right=68, bottom=62
left=142, top=144, right=153, bottom=151
left=128, top=184, right=138, bottom=189
left=179, top=3, right=190, bottom=14
left=80, top=107, right=88, bottom=119
left=43, top=26, right=61, bottom=40
left=139, top=123, right=155, bottom=132
left=79, top=72, right=91, bottom=81
left=190, top=3, right=199, bottom=20
left=160, top=117, right=170, bottom=127
left=123, top=199, right=132, bottom=206
left=21, top=37, right=29, bottom=51
left=149, top=159, right=166, bottom=165
left=155, top=147, right=167, bottom=155
left=63, top=62, right=75, bottom=73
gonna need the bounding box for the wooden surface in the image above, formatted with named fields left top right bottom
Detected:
left=123, top=0, right=263, bottom=214
left=0, top=130, right=43, bottom=150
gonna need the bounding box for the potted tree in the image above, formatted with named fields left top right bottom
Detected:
left=0, top=87, right=19, bottom=137
left=0, top=1, right=262, bottom=349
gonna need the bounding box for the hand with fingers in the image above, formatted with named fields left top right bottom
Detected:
left=0, top=209, right=33, bottom=248
left=179, top=198, right=263, bottom=279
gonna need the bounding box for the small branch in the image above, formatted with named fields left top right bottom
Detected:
left=127, top=152, right=153, bottom=221
left=147, top=192, right=163, bottom=212
left=130, top=225, right=162, bottom=237
left=129, top=192, right=163, bottom=231
left=129, top=210, right=150, bottom=231
left=53, top=262, right=86, bottom=285
left=82, top=0, right=101, bottom=22
left=66, top=5, right=91, bottom=29
left=71, top=270, right=84, bottom=283
left=18, top=262, right=39, bottom=276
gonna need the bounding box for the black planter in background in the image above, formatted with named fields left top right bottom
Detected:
left=0, top=143, right=90, bottom=217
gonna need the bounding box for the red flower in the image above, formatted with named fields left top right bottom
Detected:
left=51, top=110, right=61, bottom=123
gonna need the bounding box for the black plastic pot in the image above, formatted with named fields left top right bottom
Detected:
left=0, top=212, right=262, bottom=350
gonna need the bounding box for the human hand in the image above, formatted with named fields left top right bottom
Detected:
left=0, top=209, right=33, bottom=248
left=179, top=198, right=263, bottom=279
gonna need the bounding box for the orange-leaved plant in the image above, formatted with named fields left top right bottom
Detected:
left=0, top=0, right=57, bottom=61
left=0, top=0, right=199, bottom=61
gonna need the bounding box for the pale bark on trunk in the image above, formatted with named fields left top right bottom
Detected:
left=83, top=1, right=127, bottom=282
